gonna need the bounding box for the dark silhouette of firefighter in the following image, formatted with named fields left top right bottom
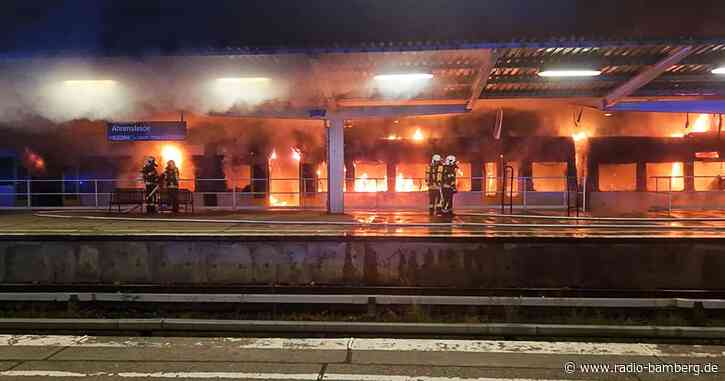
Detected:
left=141, top=156, right=159, bottom=214
left=425, top=154, right=443, bottom=216
left=440, top=155, right=458, bottom=217
left=162, top=160, right=180, bottom=213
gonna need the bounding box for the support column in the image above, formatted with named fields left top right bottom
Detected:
left=326, top=118, right=345, bottom=214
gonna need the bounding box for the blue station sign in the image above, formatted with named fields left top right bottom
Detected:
left=107, top=121, right=187, bottom=141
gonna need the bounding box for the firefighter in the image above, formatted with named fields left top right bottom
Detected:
left=440, top=155, right=458, bottom=217
left=141, top=156, right=159, bottom=214
left=425, top=154, right=443, bottom=216
left=163, top=160, right=180, bottom=213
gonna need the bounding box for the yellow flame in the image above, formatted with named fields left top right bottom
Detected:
left=269, top=149, right=277, bottom=161
left=572, top=131, right=588, bottom=142
left=386, top=134, right=401, bottom=140
left=412, top=128, right=424, bottom=142
left=670, top=132, right=684, bottom=138
left=291, top=148, right=301, bottom=161
left=353, top=173, right=388, bottom=192
left=160, top=144, right=183, bottom=171
left=395, top=172, right=416, bottom=192
left=269, top=195, right=288, bottom=206
left=692, top=114, right=711, bottom=133
left=671, top=162, right=684, bottom=190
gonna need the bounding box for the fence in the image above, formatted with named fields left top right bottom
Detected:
left=0, top=176, right=584, bottom=212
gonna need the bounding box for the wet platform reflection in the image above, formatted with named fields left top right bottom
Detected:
left=4, top=209, right=725, bottom=238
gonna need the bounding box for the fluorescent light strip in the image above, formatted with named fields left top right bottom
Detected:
left=63, top=80, right=117, bottom=86
left=538, top=70, right=601, bottom=77
left=712, top=67, right=725, bottom=75
left=216, top=77, right=270, bottom=83
left=374, top=73, right=434, bottom=81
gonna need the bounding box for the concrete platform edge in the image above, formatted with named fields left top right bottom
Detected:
left=0, top=319, right=724, bottom=339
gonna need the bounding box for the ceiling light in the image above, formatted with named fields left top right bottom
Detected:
left=712, top=67, right=725, bottom=75
left=63, top=80, right=117, bottom=86
left=216, top=77, right=270, bottom=83
left=374, top=73, right=433, bottom=81
left=538, top=70, right=601, bottom=78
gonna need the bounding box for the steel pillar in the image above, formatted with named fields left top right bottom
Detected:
left=326, top=118, right=345, bottom=214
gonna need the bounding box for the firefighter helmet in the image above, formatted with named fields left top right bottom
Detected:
left=431, top=154, right=442, bottom=163
left=445, top=155, right=456, bottom=165
left=144, top=156, right=155, bottom=165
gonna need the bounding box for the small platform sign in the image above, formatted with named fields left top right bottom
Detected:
left=107, top=121, right=187, bottom=141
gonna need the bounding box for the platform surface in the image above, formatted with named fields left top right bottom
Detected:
left=2, top=210, right=725, bottom=238
left=0, top=334, right=722, bottom=380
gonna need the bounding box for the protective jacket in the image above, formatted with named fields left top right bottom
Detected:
left=425, top=162, right=443, bottom=190
left=442, top=163, right=458, bottom=191
left=141, top=162, right=159, bottom=186
left=163, top=166, right=180, bottom=189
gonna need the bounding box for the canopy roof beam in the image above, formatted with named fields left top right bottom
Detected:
left=603, top=46, right=695, bottom=109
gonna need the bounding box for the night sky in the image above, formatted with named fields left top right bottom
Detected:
left=0, top=0, right=724, bottom=56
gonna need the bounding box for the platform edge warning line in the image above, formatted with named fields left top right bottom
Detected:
left=0, top=370, right=571, bottom=380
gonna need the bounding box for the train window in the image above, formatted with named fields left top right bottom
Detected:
left=694, top=161, right=725, bottom=191
left=227, top=164, right=251, bottom=192
left=646, top=162, right=684, bottom=192
left=483, top=162, right=520, bottom=195
left=352, top=162, right=387, bottom=192
left=456, top=162, right=471, bottom=192
left=395, top=163, right=427, bottom=192
left=484, top=162, right=497, bottom=195
left=598, top=163, right=636, bottom=191
left=532, top=162, right=567, bottom=191
left=269, top=156, right=300, bottom=206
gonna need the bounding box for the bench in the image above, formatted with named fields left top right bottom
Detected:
left=160, top=189, right=194, bottom=212
left=108, top=188, right=145, bottom=212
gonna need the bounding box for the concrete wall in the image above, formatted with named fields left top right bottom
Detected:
left=1, top=238, right=725, bottom=290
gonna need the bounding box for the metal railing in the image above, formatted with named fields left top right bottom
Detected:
left=649, top=175, right=725, bottom=214
left=0, top=176, right=585, bottom=212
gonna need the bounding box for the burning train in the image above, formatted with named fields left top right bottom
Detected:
left=1, top=109, right=724, bottom=215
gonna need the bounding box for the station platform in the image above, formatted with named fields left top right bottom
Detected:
left=2, top=209, right=725, bottom=238
left=0, top=334, right=722, bottom=380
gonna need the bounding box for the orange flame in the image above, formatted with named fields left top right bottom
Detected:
left=23, top=148, right=45, bottom=173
